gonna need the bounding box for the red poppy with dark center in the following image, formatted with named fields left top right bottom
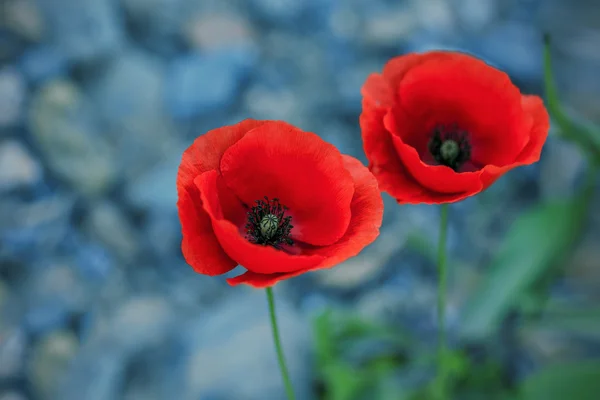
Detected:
left=360, top=51, right=550, bottom=204
left=177, top=119, right=384, bottom=288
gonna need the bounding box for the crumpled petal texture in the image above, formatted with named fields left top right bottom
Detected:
left=176, top=119, right=384, bottom=287
left=360, top=51, right=550, bottom=204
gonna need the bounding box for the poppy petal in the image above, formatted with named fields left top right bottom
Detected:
left=226, top=270, right=293, bottom=288
left=516, top=95, right=550, bottom=164
left=220, top=121, right=355, bottom=247
left=177, top=119, right=268, bottom=187
left=397, top=52, right=526, bottom=167
left=384, top=109, right=484, bottom=195
left=197, top=170, right=325, bottom=275
left=176, top=119, right=268, bottom=276
left=479, top=95, right=550, bottom=189
left=177, top=187, right=237, bottom=276
left=227, top=155, right=384, bottom=287
left=360, top=97, right=428, bottom=202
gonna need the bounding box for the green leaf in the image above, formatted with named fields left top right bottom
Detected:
left=460, top=200, right=583, bottom=339
left=522, top=303, right=600, bottom=341
left=321, top=362, right=370, bottom=400
left=543, top=35, right=600, bottom=162
left=520, top=360, right=600, bottom=400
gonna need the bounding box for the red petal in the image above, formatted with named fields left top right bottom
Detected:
left=176, top=119, right=267, bottom=276
left=197, top=170, right=325, bottom=274
left=515, top=95, right=550, bottom=164
left=384, top=109, right=484, bottom=195
left=397, top=52, right=526, bottom=167
left=361, top=52, right=455, bottom=109
left=177, top=186, right=237, bottom=276
left=360, top=97, right=427, bottom=202
left=227, top=155, right=384, bottom=288
left=480, top=95, right=550, bottom=188
left=177, top=119, right=268, bottom=187
left=220, top=121, right=355, bottom=246
left=226, top=270, right=293, bottom=288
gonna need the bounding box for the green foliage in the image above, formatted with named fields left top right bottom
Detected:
left=460, top=199, right=585, bottom=339
left=543, top=35, right=600, bottom=164
left=519, top=360, right=600, bottom=400
left=313, top=309, right=417, bottom=400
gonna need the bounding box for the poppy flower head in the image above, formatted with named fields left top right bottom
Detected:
left=176, top=119, right=384, bottom=288
left=360, top=51, right=550, bottom=204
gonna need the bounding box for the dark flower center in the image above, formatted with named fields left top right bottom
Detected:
left=428, top=125, right=471, bottom=171
left=245, top=197, right=294, bottom=249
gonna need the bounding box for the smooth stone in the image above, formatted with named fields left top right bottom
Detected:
left=0, top=195, right=74, bottom=262
left=35, top=0, right=124, bottom=63
left=0, top=140, right=42, bottom=191
left=183, top=12, right=256, bottom=50
left=165, top=47, right=257, bottom=119
left=125, top=157, right=181, bottom=212
left=0, top=327, right=26, bottom=379
left=313, top=215, right=407, bottom=289
left=90, top=52, right=180, bottom=182
left=29, top=330, right=79, bottom=399
left=24, top=265, right=88, bottom=335
left=540, top=139, right=586, bottom=200
left=57, top=344, right=125, bottom=400
left=29, top=80, right=117, bottom=196
left=84, top=201, right=140, bottom=262
left=3, top=0, right=45, bottom=41
left=19, top=45, right=68, bottom=84
left=0, top=66, right=26, bottom=128
left=183, top=289, right=313, bottom=400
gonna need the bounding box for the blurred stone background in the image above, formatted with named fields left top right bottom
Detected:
left=0, top=0, right=599, bottom=399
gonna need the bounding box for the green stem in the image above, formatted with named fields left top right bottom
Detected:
left=266, top=287, right=296, bottom=400
left=436, top=203, right=450, bottom=399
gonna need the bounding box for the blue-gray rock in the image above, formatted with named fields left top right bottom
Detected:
left=243, top=84, right=300, bottom=122
left=247, top=0, right=308, bottom=24
left=0, top=195, right=73, bottom=263
left=453, top=0, right=497, bottom=31
left=29, top=330, right=79, bottom=399
left=313, top=214, right=406, bottom=289
left=0, top=326, right=26, bottom=380
left=125, top=156, right=180, bottom=212
left=0, top=140, right=42, bottom=191
left=184, top=12, right=256, bottom=51
left=19, top=45, right=68, bottom=84
left=90, top=51, right=180, bottom=182
left=84, top=201, right=140, bottom=262
left=0, top=66, right=26, bottom=128
left=58, top=344, right=126, bottom=400
left=334, top=62, right=379, bottom=113
left=0, top=392, right=28, bottom=400
left=23, top=265, right=88, bottom=335
left=108, top=296, right=176, bottom=352
left=35, top=0, right=124, bottom=63
left=143, top=211, right=180, bottom=260
left=361, top=6, right=419, bottom=47
left=29, top=80, right=118, bottom=196
left=74, top=241, right=115, bottom=282
left=122, top=0, right=186, bottom=49
left=182, top=289, right=313, bottom=400
left=470, top=22, right=543, bottom=83
left=540, top=138, right=586, bottom=200
left=165, top=46, right=258, bottom=119
left=2, top=0, right=45, bottom=42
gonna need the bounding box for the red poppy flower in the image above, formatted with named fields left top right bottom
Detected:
left=360, top=51, right=550, bottom=204
left=177, top=119, right=383, bottom=288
